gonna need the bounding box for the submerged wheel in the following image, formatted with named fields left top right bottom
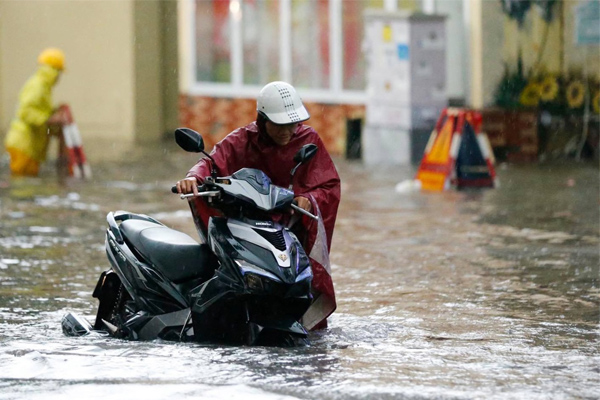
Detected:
left=108, top=284, right=133, bottom=335
left=93, top=271, right=133, bottom=338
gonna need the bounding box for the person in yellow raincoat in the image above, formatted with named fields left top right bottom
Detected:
left=4, top=48, right=66, bottom=176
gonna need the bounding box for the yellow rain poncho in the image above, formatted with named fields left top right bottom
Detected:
left=4, top=65, right=61, bottom=175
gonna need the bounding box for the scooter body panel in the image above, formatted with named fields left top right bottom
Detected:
left=188, top=216, right=312, bottom=344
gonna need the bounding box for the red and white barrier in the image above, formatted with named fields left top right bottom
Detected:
left=59, top=105, right=92, bottom=179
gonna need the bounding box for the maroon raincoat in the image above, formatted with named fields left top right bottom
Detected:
left=186, top=121, right=340, bottom=330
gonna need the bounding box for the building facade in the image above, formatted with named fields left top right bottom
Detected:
left=1, top=0, right=597, bottom=159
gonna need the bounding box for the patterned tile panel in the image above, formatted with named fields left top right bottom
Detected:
left=179, top=95, right=365, bottom=156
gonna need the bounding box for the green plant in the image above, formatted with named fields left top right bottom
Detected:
left=494, top=64, right=528, bottom=109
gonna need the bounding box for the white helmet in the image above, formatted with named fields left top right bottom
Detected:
left=256, top=81, right=310, bottom=125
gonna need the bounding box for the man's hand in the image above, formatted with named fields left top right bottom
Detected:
left=293, top=196, right=312, bottom=213
left=177, top=177, right=199, bottom=196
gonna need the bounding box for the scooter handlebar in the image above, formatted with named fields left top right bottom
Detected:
left=171, top=183, right=316, bottom=219
left=171, top=176, right=210, bottom=194
left=171, top=184, right=219, bottom=199
left=170, top=184, right=205, bottom=194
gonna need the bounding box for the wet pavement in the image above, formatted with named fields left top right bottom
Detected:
left=0, top=140, right=598, bottom=400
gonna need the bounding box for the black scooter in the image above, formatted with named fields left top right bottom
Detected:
left=62, top=128, right=319, bottom=346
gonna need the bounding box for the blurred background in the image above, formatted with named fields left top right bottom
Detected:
left=1, top=0, right=598, bottom=164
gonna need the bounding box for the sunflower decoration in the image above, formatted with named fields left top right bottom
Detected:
left=566, top=79, right=585, bottom=109
left=589, top=78, right=600, bottom=114
left=519, top=82, right=542, bottom=107
left=539, top=75, right=559, bottom=102
left=592, top=90, right=600, bottom=114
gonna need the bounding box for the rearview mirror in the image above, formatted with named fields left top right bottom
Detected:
left=175, top=127, right=218, bottom=179
left=175, top=128, right=205, bottom=153
left=293, top=143, right=318, bottom=164
left=289, top=144, right=319, bottom=189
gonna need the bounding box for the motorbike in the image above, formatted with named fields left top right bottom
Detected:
left=62, top=127, right=320, bottom=346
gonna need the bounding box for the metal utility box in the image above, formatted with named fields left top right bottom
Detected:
left=362, top=10, right=447, bottom=165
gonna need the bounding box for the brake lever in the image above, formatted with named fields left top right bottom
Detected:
left=179, top=190, right=221, bottom=200
left=291, top=203, right=319, bottom=220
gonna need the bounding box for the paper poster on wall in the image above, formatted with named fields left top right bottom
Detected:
left=383, top=24, right=393, bottom=42
left=397, top=44, right=410, bottom=60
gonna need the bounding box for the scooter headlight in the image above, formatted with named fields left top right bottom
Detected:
left=235, top=259, right=282, bottom=291
left=245, top=273, right=264, bottom=291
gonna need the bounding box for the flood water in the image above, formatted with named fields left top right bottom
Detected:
left=0, top=139, right=598, bottom=400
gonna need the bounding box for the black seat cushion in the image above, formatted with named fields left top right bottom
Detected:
left=120, top=220, right=217, bottom=283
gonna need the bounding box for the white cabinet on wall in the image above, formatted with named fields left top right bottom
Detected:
left=362, top=10, right=447, bottom=165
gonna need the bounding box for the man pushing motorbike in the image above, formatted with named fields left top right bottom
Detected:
left=176, top=81, right=341, bottom=331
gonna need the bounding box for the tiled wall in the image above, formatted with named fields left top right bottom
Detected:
left=179, top=95, right=365, bottom=156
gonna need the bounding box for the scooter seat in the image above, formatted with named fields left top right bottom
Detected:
left=120, top=220, right=216, bottom=283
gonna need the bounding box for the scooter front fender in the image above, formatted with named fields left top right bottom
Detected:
left=251, top=315, right=307, bottom=336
